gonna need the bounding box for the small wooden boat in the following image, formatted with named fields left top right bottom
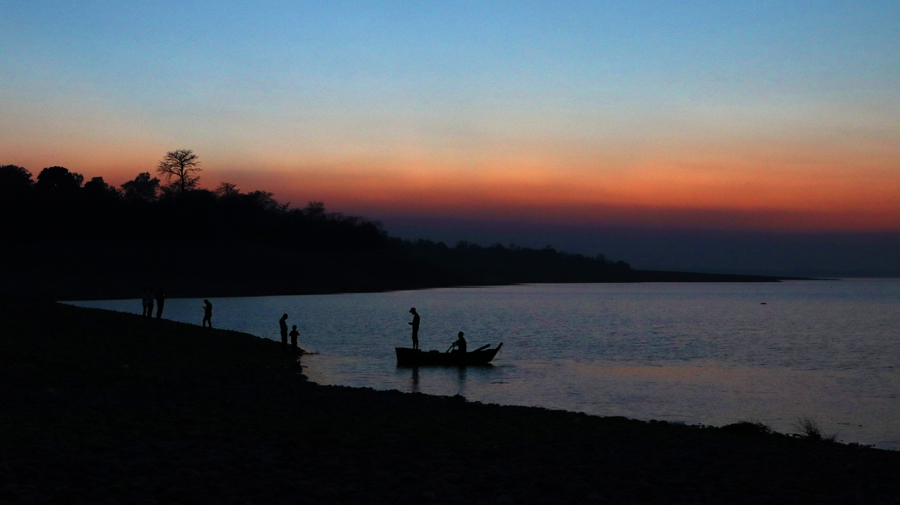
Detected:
left=395, top=343, right=503, bottom=366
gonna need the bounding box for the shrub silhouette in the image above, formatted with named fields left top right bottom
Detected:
left=794, top=417, right=837, bottom=442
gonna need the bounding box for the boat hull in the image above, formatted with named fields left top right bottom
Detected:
left=395, top=343, right=503, bottom=366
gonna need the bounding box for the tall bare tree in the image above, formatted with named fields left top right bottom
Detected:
left=156, top=149, right=201, bottom=193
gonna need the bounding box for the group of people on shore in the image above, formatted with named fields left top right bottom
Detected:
left=138, top=292, right=297, bottom=353
left=408, top=307, right=467, bottom=354
left=279, top=313, right=300, bottom=354
left=196, top=302, right=297, bottom=354
left=141, top=287, right=165, bottom=318
left=139, top=290, right=213, bottom=329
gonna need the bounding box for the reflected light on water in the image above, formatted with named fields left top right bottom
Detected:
left=68, top=280, right=900, bottom=449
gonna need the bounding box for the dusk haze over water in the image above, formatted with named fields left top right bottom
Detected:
left=3, top=1, right=898, bottom=275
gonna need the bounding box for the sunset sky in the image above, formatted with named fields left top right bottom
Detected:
left=2, top=1, right=899, bottom=265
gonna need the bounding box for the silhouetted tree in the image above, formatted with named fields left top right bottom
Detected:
left=215, top=182, right=240, bottom=197
left=6, top=160, right=629, bottom=284
left=0, top=165, right=37, bottom=240
left=245, top=190, right=281, bottom=211
left=83, top=176, right=121, bottom=199
left=156, top=149, right=201, bottom=193
left=121, top=172, right=161, bottom=202
left=304, top=201, right=326, bottom=218
left=35, top=166, right=84, bottom=192
left=0, top=165, right=34, bottom=195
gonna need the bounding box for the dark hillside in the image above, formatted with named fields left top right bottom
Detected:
left=0, top=240, right=458, bottom=301
left=1, top=163, right=792, bottom=301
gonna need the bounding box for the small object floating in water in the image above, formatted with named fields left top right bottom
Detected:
left=760, top=302, right=767, bottom=304
left=396, top=343, right=503, bottom=366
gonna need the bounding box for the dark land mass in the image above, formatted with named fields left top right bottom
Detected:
left=2, top=299, right=898, bottom=505
left=2, top=164, right=805, bottom=301
left=1, top=239, right=798, bottom=302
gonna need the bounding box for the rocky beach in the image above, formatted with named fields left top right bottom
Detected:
left=2, top=298, right=899, bottom=505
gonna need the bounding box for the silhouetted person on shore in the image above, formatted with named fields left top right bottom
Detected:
left=408, top=308, right=420, bottom=350
left=155, top=287, right=165, bottom=319
left=289, top=325, right=299, bottom=355
left=146, top=288, right=154, bottom=318
left=279, top=313, right=289, bottom=352
left=202, top=299, right=213, bottom=328
left=451, top=331, right=467, bottom=354
left=141, top=288, right=150, bottom=316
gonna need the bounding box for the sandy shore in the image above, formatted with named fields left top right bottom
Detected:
left=2, top=298, right=899, bottom=504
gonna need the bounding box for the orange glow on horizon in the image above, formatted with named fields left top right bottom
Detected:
left=5, top=138, right=899, bottom=233
left=231, top=149, right=900, bottom=231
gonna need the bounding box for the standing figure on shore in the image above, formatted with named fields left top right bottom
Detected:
left=289, top=325, right=300, bottom=355
left=202, top=299, right=213, bottom=328
left=146, top=288, right=154, bottom=318
left=141, top=288, right=149, bottom=316
left=408, top=307, right=420, bottom=350
left=155, top=287, right=165, bottom=319
left=279, top=313, right=289, bottom=352
left=451, top=331, right=467, bottom=354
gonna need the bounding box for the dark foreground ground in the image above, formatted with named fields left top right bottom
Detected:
left=2, top=300, right=898, bottom=505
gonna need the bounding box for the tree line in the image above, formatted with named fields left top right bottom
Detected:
left=1, top=150, right=629, bottom=284
left=0, top=152, right=385, bottom=251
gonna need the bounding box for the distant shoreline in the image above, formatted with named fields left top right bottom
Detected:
left=53, top=274, right=809, bottom=302
left=30, top=274, right=816, bottom=302
left=2, top=239, right=815, bottom=302
left=56, top=272, right=817, bottom=302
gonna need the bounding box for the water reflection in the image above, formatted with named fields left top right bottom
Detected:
left=67, top=280, right=900, bottom=449
left=457, top=366, right=467, bottom=396
left=392, top=362, right=503, bottom=399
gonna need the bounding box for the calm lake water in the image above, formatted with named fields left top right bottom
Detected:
left=69, top=280, right=900, bottom=449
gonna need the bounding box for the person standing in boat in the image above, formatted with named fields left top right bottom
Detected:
left=408, top=308, right=420, bottom=350
left=451, top=331, right=467, bottom=354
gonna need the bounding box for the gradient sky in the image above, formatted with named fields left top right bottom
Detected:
left=3, top=1, right=899, bottom=233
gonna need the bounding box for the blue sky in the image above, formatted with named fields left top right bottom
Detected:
left=2, top=1, right=899, bottom=238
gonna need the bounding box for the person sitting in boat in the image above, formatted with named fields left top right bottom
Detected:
left=450, top=331, right=467, bottom=354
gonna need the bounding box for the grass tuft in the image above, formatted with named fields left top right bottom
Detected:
left=721, top=420, right=772, bottom=436
left=794, top=417, right=837, bottom=442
